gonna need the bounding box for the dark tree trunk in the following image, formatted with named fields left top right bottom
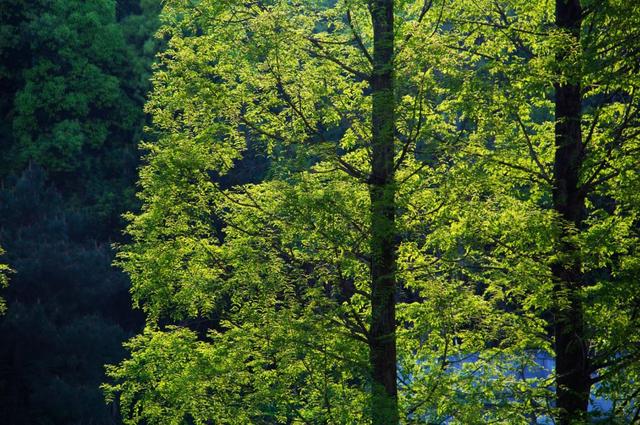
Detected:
left=553, top=1, right=591, bottom=423
left=368, top=0, right=398, bottom=423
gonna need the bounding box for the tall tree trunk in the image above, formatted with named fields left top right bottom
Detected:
left=368, top=0, right=398, bottom=423
left=553, top=1, right=590, bottom=423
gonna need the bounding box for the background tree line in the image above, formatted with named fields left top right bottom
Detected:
left=0, top=1, right=160, bottom=423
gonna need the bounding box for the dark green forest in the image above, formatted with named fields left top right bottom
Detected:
left=0, top=0, right=159, bottom=423
left=1, top=0, right=639, bottom=424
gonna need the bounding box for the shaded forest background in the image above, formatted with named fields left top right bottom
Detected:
left=0, top=1, right=160, bottom=423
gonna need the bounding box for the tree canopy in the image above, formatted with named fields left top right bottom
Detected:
left=1, top=0, right=638, bottom=424
left=104, top=0, right=640, bottom=424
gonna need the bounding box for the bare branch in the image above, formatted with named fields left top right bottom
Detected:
left=306, top=40, right=370, bottom=81
left=346, top=8, right=373, bottom=64
left=514, top=113, right=552, bottom=184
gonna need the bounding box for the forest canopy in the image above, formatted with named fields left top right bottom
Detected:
left=1, top=0, right=639, bottom=424
left=102, top=0, right=640, bottom=424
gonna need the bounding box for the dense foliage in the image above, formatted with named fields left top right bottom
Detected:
left=0, top=0, right=638, bottom=424
left=0, top=0, right=160, bottom=424
left=103, top=0, right=640, bottom=424
left=447, top=1, right=640, bottom=421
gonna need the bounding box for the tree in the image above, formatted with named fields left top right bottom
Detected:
left=108, top=0, right=406, bottom=420
left=444, top=0, right=640, bottom=422
left=104, top=0, right=640, bottom=423
left=106, top=0, right=559, bottom=423
left=552, top=1, right=590, bottom=421
left=0, top=167, right=133, bottom=424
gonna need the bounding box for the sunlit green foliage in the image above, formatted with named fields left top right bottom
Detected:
left=103, top=0, right=571, bottom=423
left=440, top=0, right=640, bottom=421
left=102, top=0, right=640, bottom=424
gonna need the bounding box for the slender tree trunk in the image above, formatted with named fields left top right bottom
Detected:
left=368, top=0, right=398, bottom=423
left=553, top=1, right=591, bottom=423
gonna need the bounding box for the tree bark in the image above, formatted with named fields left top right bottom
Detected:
left=368, top=0, right=398, bottom=423
left=553, top=1, right=591, bottom=423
